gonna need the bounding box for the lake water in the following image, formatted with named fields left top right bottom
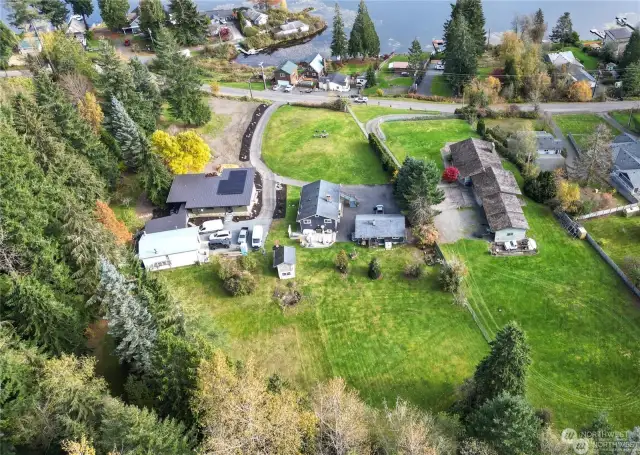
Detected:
left=2, top=0, right=638, bottom=67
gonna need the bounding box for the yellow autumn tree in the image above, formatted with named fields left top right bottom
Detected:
left=62, top=436, right=96, bottom=455
left=499, top=31, right=524, bottom=65
left=151, top=130, right=212, bottom=174
left=567, top=80, right=593, bottom=102
left=78, top=92, right=104, bottom=133
left=557, top=180, right=581, bottom=212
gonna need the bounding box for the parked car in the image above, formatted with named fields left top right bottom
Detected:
left=251, top=225, right=263, bottom=249
left=373, top=204, right=384, bottom=214
left=304, top=88, right=313, bottom=93
left=353, top=96, right=368, bottom=104
left=350, top=94, right=360, bottom=99
left=199, top=219, right=224, bottom=234
left=238, top=227, right=249, bottom=244
left=435, top=63, right=445, bottom=70
left=400, top=71, right=409, bottom=76
left=272, top=85, right=280, bottom=91
left=504, top=240, right=518, bottom=251
left=284, top=85, right=293, bottom=92
left=209, top=230, right=232, bottom=242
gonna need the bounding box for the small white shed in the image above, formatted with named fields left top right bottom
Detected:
left=138, top=227, right=207, bottom=271
left=273, top=245, right=296, bottom=279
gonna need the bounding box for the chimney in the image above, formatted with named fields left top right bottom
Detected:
left=326, top=193, right=331, bottom=202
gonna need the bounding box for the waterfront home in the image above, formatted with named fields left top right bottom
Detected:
left=275, top=21, right=309, bottom=38
left=122, top=11, right=141, bottom=34
left=319, top=73, right=350, bottom=92
left=603, top=27, right=633, bottom=56
left=298, top=54, right=325, bottom=80
left=66, top=15, right=87, bottom=47
left=275, top=60, right=299, bottom=86
left=244, top=8, right=268, bottom=26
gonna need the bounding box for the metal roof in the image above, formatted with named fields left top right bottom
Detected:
left=144, top=205, right=188, bottom=234
left=297, top=180, right=341, bottom=221
left=354, top=214, right=406, bottom=239
left=307, top=54, right=324, bottom=73
left=167, top=168, right=255, bottom=209
left=273, top=245, right=296, bottom=266
left=568, top=64, right=596, bottom=83
left=138, top=227, right=201, bottom=259
left=619, top=169, right=640, bottom=189
left=279, top=60, right=298, bottom=75
left=321, top=73, right=348, bottom=85
left=546, top=51, right=581, bottom=68
left=605, top=28, right=632, bottom=41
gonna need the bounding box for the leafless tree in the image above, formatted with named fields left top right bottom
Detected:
left=575, top=124, right=613, bottom=185
left=0, top=226, right=25, bottom=274
left=408, top=193, right=437, bottom=226
left=59, top=73, right=94, bottom=105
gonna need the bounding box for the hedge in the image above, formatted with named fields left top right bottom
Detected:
left=368, top=133, right=399, bottom=176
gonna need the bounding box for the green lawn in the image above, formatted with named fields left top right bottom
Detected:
left=262, top=105, right=388, bottom=184
left=430, top=75, right=453, bottom=97
left=485, top=118, right=552, bottom=135
left=350, top=105, right=439, bottom=123
left=553, top=114, right=620, bottom=149
left=162, top=187, right=487, bottom=411
left=610, top=110, right=640, bottom=134
left=443, top=178, right=640, bottom=428
left=583, top=215, right=640, bottom=267
left=381, top=119, right=479, bottom=169
left=220, top=81, right=266, bottom=91
left=559, top=46, right=600, bottom=71
left=110, top=174, right=145, bottom=233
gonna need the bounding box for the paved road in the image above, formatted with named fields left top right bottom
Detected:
left=415, top=62, right=440, bottom=96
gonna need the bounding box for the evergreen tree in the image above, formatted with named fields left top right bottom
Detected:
left=443, top=0, right=485, bottom=58
left=620, top=29, right=640, bottom=69
left=4, top=276, right=83, bottom=355
left=394, top=157, right=444, bottom=209
left=348, top=0, right=365, bottom=57
left=529, top=8, right=547, bottom=43
left=466, top=322, right=531, bottom=413
left=130, top=57, right=163, bottom=116
left=361, top=2, right=379, bottom=57
left=622, top=61, right=640, bottom=97
left=109, top=97, right=147, bottom=170
left=90, top=258, right=158, bottom=373
left=365, top=65, right=376, bottom=87
left=35, top=0, right=69, bottom=29
left=139, top=0, right=166, bottom=39
left=98, top=0, right=130, bottom=30
left=444, top=14, right=478, bottom=94
left=142, top=153, right=173, bottom=207
left=330, top=3, right=348, bottom=59
left=407, top=38, right=423, bottom=72
left=67, top=0, right=93, bottom=28
left=0, top=21, right=19, bottom=69
left=468, top=393, right=541, bottom=455
left=549, top=12, right=573, bottom=44
left=168, top=0, right=208, bottom=46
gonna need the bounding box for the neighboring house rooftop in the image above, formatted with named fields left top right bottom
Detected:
left=279, top=60, right=298, bottom=75
left=144, top=205, right=188, bottom=234
left=450, top=138, right=500, bottom=178
left=568, top=64, right=596, bottom=84
left=471, top=167, right=521, bottom=199
left=354, top=214, right=406, bottom=239
left=534, top=131, right=564, bottom=150
left=167, top=168, right=255, bottom=209
left=618, top=169, right=640, bottom=188
left=388, top=61, right=409, bottom=69
left=138, top=227, right=201, bottom=259
left=305, top=53, right=324, bottom=73
left=280, top=20, right=307, bottom=31
left=482, top=192, right=529, bottom=232
left=613, top=133, right=637, bottom=144
left=244, top=8, right=267, bottom=22
left=321, top=73, right=349, bottom=85
left=297, top=180, right=341, bottom=221
left=546, top=51, right=581, bottom=68
left=605, top=27, right=632, bottom=41
left=273, top=245, right=296, bottom=267
left=66, top=15, right=87, bottom=34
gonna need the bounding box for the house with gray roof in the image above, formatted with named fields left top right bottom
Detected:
left=603, top=27, right=633, bottom=56
left=66, top=15, right=87, bottom=47
left=138, top=227, right=207, bottom=271
left=319, top=73, right=350, bottom=92
left=299, top=54, right=325, bottom=81
left=482, top=193, right=529, bottom=242
left=275, top=20, right=309, bottom=38
left=166, top=167, right=256, bottom=217
left=144, top=205, right=188, bottom=234
left=610, top=134, right=640, bottom=201
left=273, top=245, right=296, bottom=279
left=471, top=166, right=521, bottom=205
left=507, top=131, right=564, bottom=155
left=297, top=180, right=341, bottom=236
left=275, top=60, right=299, bottom=86
left=243, top=8, right=268, bottom=25
left=353, top=214, right=406, bottom=247
left=449, top=138, right=500, bottom=182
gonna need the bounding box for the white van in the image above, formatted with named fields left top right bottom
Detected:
left=199, top=219, right=224, bottom=234
left=251, top=225, right=263, bottom=249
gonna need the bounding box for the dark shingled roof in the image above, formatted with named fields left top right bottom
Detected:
left=297, top=180, right=341, bottom=221
left=354, top=214, right=406, bottom=239
left=166, top=168, right=255, bottom=209
left=450, top=138, right=501, bottom=178
left=144, top=205, right=188, bottom=234
left=605, top=27, right=632, bottom=41
left=471, top=167, right=521, bottom=199
left=273, top=245, right=296, bottom=267
left=321, top=73, right=348, bottom=85
left=483, top=192, right=529, bottom=231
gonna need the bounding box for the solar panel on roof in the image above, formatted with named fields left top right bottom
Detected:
left=217, top=170, right=247, bottom=195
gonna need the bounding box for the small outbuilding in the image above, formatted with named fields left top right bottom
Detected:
left=353, top=214, right=406, bottom=247
left=273, top=245, right=296, bottom=279
left=138, top=227, right=207, bottom=271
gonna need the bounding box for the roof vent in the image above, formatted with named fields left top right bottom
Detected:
left=326, top=194, right=332, bottom=202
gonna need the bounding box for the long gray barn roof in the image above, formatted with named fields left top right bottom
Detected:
left=354, top=214, right=406, bottom=239
left=167, top=168, right=255, bottom=209
left=297, top=180, right=341, bottom=221
left=471, top=166, right=521, bottom=199
left=450, top=138, right=501, bottom=178
left=483, top=192, right=529, bottom=231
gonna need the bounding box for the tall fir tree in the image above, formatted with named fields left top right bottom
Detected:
left=330, top=3, right=348, bottom=59
left=67, top=0, right=94, bottom=28
left=142, top=153, right=173, bottom=207
left=444, top=13, right=477, bottom=94
left=549, top=12, right=573, bottom=44
left=98, top=0, right=130, bottom=30
left=362, top=4, right=380, bottom=57
left=620, top=29, right=640, bottom=69
left=90, top=258, right=158, bottom=373
left=0, top=21, right=19, bottom=69
left=129, top=57, right=163, bottom=117
left=109, top=97, right=147, bottom=170
left=348, top=0, right=379, bottom=57
left=35, top=0, right=69, bottom=29
left=443, top=0, right=485, bottom=58
left=139, top=0, right=166, bottom=39
left=168, top=0, right=209, bottom=46
left=529, top=8, right=547, bottom=43
left=407, top=38, right=423, bottom=72
left=622, top=61, right=640, bottom=97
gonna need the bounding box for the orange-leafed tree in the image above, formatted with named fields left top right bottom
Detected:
left=567, top=80, right=592, bottom=102
left=95, top=200, right=132, bottom=245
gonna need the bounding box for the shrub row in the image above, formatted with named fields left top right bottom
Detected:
left=368, top=133, right=399, bottom=176
left=455, top=104, right=540, bottom=120
left=289, top=99, right=347, bottom=112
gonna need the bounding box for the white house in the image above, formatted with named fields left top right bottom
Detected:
left=66, top=15, right=87, bottom=47
left=508, top=131, right=564, bottom=155
left=273, top=245, right=296, bottom=279
left=244, top=8, right=268, bottom=26
left=545, top=51, right=596, bottom=89
left=275, top=21, right=309, bottom=38
left=319, top=73, right=350, bottom=92
left=138, top=227, right=208, bottom=271
left=122, top=12, right=141, bottom=34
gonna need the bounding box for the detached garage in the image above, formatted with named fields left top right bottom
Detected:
left=138, top=227, right=208, bottom=271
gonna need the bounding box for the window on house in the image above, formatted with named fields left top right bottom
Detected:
left=302, top=219, right=311, bottom=225
left=281, top=73, right=285, bottom=77
left=391, top=236, right=399, bottom=240
left=282, top=272, right=291, bottom=276
left=506, top=232, right=513, bottom=236
left=324, top=219, right=332, bottom=224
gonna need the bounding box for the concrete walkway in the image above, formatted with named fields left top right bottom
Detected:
left=549, top=117, right=577, bottom=176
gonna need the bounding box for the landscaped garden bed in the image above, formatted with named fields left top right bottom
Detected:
left=240, top=103, right=269, bottom=161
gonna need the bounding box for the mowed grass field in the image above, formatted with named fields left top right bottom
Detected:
left=553, top=114, right=620, bottom=149
left=350, top=105, right=440, bottom=123
left=610, top=110, right=640, bottom=134
left=444, top=182, right=640, bottom=428
left=583, top=215, right=640, bottom=266
left=161, top=187, right=487, bottom=411
left=262, top=105, right=388, bottom=184
left=381, top=119, right=479, bottom=169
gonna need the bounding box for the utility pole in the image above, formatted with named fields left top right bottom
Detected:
left=248, top=79, right=253, bottom=98
left=259, top=61, right=267, bottom=90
